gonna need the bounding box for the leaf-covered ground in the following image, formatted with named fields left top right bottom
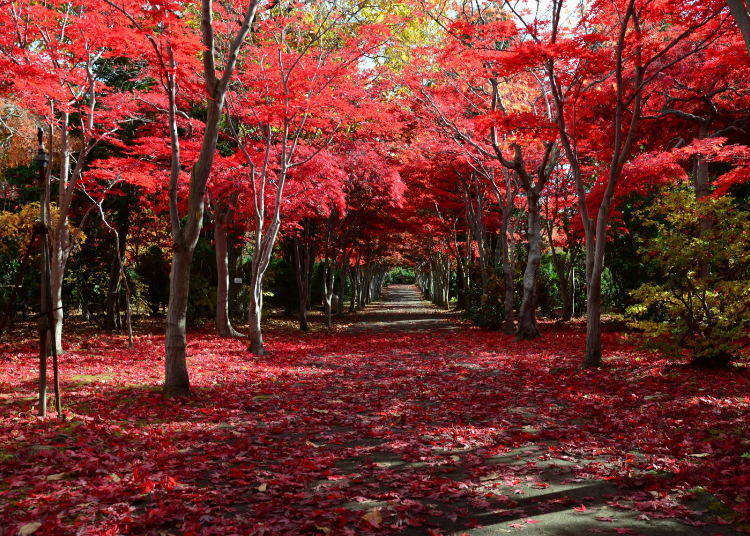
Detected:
left=1, top=285, right=749, bottom=536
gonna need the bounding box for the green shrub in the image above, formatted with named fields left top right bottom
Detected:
left=385, top=266, right=415, bottom=284
left=627, top=189, right=750, bottom=367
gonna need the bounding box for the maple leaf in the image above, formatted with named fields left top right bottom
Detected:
left=18, top=523, right=42, bottom=536
left=362, top=508, right=383, bottom=527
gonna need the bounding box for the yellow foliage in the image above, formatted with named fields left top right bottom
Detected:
left=0, top=99, right=37, bottom=173
left=0, top=202, right=85, bottom=254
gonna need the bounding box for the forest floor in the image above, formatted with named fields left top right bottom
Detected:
left=1, top=284, right=749, bottom=536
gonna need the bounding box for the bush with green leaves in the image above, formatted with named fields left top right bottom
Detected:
left=385, top=266, right=416, bottom=285
left=627, top=189, right=750, bottom=367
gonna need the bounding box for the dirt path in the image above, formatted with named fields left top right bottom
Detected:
left=346, top=284, right=457, bottom=333
left=332, top=285, right=736, bottom=536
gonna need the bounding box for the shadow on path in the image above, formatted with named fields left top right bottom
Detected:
left=346, top=284, right=458, bottom=333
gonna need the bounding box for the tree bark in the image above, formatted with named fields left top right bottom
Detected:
left=293, top=239, right=310, bottom=332
left=49, top=112, right=71, bottom=357
left=584, top=257, right=604, bottom=367
left=727, top=0, right=750, bottom=54
left=49, top=249, right=65, bottom=356
left=545, top=218, right=575, bottom=322
left=245, top=213, right=282, bottom=355
left=164, top=244, right=193, bottom=394
left=517, top=193, right=541, bottom=339
left=228, top=244, right=241, bottom=321
left=336, top=264, right=345, bottom=315
left=105, top=197, right=131, bottom=330
left=292, top=222, right=315, bottom=332
left=349, top=266, right=357, bottom=312
left=322, top=262, right=335, bottom=328
left=499, top=216, right=516, bottom=334
left=248, top=277, right=264, bottom=355
left=215, top=207, right=241, bottom=337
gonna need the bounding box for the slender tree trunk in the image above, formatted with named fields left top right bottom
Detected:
left=323, top=262, right=335, bottom=328
left=336, top=264, right=345, bottom=315
left=293, top=241, right=308, bottom=332
left=215, top=208, right=240, bottom=337
left=105, top=260, right=122, bottom=331
left=349, top=266, right=357, bottom=312
left=430, top=255, right=450, bottom=307
left=357, top=265, right=365, bottom=308
left=455, top=255, right=467, bottom=309
left=246, top=217, right=282, bottom=355
left=727, top=0, right=750, bottom=54
left=499, top=218, right=515, bottom=334
left=248, top=273, right=264, bottom=355
left=49, top=113, right=70, bottom=357
left=559, top=271, right=573, bottom=321
left=292, top=226, right=314, bottom=332
left=105, top=199, right=131, bottom=330
left=546, top=220, right=575, bottom=322
left=584, top=262, right=603, bottom=367
left=49, top=239, right=67, bottom=356
left=583, top=214, right=607, bottom=367
left=517, top=194, right=541, bottom=339
left=228, top=245, right=241, bottom=321
left=164, top=245, right=193, bottom=395
left=37, top=128, right=51, bottom=417
left=122, top=274, right=134, bottom=348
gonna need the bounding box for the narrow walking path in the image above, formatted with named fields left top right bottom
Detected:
left=327, top=285, right=736, bottom=536
left=346, top=284, right=457, bottom=333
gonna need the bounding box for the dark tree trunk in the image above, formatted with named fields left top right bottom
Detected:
left=228, top=245, right=241, bottom=321
left=499, top=218, right=516, bottom=334
left=322, top=262, right=335, bottom=328
left=105, top=197, right=131, bottom=330
left=336, top=264, right=345, bottom=315
left=215, top=207, right=241, bottom=338
left=165, top=244, right=193, bottom=395
left=349, top=266, right=357, bottom=312
left=517, top=193, right=541, bottom=339
left=293, top=242, right=309, bottom=332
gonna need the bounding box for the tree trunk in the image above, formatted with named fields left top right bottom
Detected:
left=49, top=113, right=70, bottom=357
left=164, top=245, right=193, bottom=395
left=517, top=194, right=541, bottom=339
left=105, top=198, right=131, bottom=330
left=349, top=266, right=357, bottom=312
left=336, top=265, right=345, bottom=315
left=323, top=262, right=335, bottom=328
left=292, top=227, right=314, bottom=332
left=455, top=256, right=467, bottom=309
left=583, top=222, right=606, bottom=367
left=500, top=220, right=516, bottom=334
left=49, top=242, right=66, bottom=356
left=356, top=265, right=365, bottom=308
left=584, top=265, right=603, bottom=367
left=228, top=245, right=241, bottom=321
left=727, top=0, right=750, bottom=54
left=246, top=216, right=282, bottom=356
left=105, top=259, right=122, bottom=331
left=215, top=208, right=240, bottom=338
left=295, top=256, right=309, bottom=332
left=248, top=278, right=264, bottom=355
